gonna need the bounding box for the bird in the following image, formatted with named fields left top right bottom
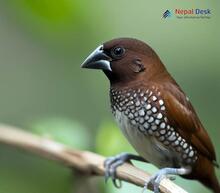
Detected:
left=81, top=38, right=220, bottom=193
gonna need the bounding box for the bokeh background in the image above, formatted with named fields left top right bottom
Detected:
left=0, top=0, right=219, bottom=193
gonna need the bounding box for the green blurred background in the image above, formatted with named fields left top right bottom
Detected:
left=0, top=0, right=219, bottom=193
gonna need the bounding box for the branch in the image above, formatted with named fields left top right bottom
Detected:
left=0, top=124, right=188, bottom=193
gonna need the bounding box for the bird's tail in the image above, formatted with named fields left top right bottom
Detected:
left=199, top=171, right=220, bottom=193
left=212, top=178, right=220, bottom=193
left=190, top=156, right=220, bottom=193
left=196, top=157, right=220, bottom=193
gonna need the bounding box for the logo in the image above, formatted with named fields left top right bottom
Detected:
left=162, top=8, right=211, bottom=19
left=162, top=10, right=172, bottom=18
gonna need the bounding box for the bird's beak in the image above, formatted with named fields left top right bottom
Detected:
left=81, top=45, right=112, bottom=71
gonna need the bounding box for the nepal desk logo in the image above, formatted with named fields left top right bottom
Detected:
left=162, top=10, right=172, bottom=18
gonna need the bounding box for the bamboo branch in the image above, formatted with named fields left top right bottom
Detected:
left=0, top=124, right=188, bottom=193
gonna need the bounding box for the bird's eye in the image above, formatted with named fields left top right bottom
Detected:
left=111, top=47, right=125, bottom=58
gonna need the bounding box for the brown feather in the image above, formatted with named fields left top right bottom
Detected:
left=160, top=78, right=217, bottom=163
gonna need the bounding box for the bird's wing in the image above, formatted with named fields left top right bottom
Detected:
left=161, top=82, right=217, bottom=163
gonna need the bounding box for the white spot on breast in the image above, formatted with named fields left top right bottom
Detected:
left=129, top=101, right=134, bottom=105
left=128, top=113, right=134, bottom=119
left=139, top=117, right=144, bottom=124
left=155, top=119, right=161, bottom=125
left=145, top=115, right=149, bottom=120
left=147, top=110, right=152, bottom=115
left=146, top=104, right=151, bottom=110
left=161, top=106, right=166, bottom=111
left=139, top=125, right=145, bottom=131
left=164, top=117, right=168, bottom=122
left=160, top=122, right=166, bottom=129
left=139, top=109, right=145, bottom=116
left=152, top=96, right=157, bottom=101
left=185, top=148, right=189, bottom=154
left=135, top=101, right=140, bottom=106
left=183, top=143, right=188, bottom=149
left=189, top=150, right=194, bottom=157
left=174, top=140, right=179, bottom=146
left=144, top=122, right=150, bottom=129
left=131, top=120, right=136, bottom=125
left=151, top=125, right=157, bottom=131
left=157, top=113, right=163, bottom=119
left=168, top=132, right=176, bottom=141
left=152, top=107, right=157, bottom=113
left=159, top=99, right=164, bottom=105
left=148, top=116, right=154, bottom=123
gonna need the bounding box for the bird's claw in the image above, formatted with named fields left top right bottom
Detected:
left=142, top=170, right=170, bottom=193
left=168, top=175, right=176, bottom=181
left=104, top=156, right=123, bottom=188
left=104, top=153, right=151, bottom=189
left=104, top=153, right=129, bottom=188
left=104, top=157, right=118, bottom=183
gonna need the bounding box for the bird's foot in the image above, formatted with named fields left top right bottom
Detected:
left=104, top=153, right=131, bottom=188
left=142, top=167, right=191, bottom=193
left=104, top=153, right=146, bottom=188
left=143, top=168, right=169, bottom=193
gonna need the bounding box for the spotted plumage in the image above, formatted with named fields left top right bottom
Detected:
left=110, top=87, right=198, bottom=167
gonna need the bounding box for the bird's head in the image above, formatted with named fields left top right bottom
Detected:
left=81, top=38, right=166, bottom=86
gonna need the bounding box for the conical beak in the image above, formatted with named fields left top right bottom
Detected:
left=81, top=45, right=112, bottom=71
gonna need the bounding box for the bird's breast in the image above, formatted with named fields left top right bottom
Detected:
left=114, top=109, right=175, bottom=168
left=110, top=87, right=198, bottom=168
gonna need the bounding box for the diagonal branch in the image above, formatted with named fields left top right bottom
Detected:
left=0, top=124, right=188, bottom=193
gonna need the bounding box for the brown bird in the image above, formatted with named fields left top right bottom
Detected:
left=81, top=38, right=220, bottom=193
